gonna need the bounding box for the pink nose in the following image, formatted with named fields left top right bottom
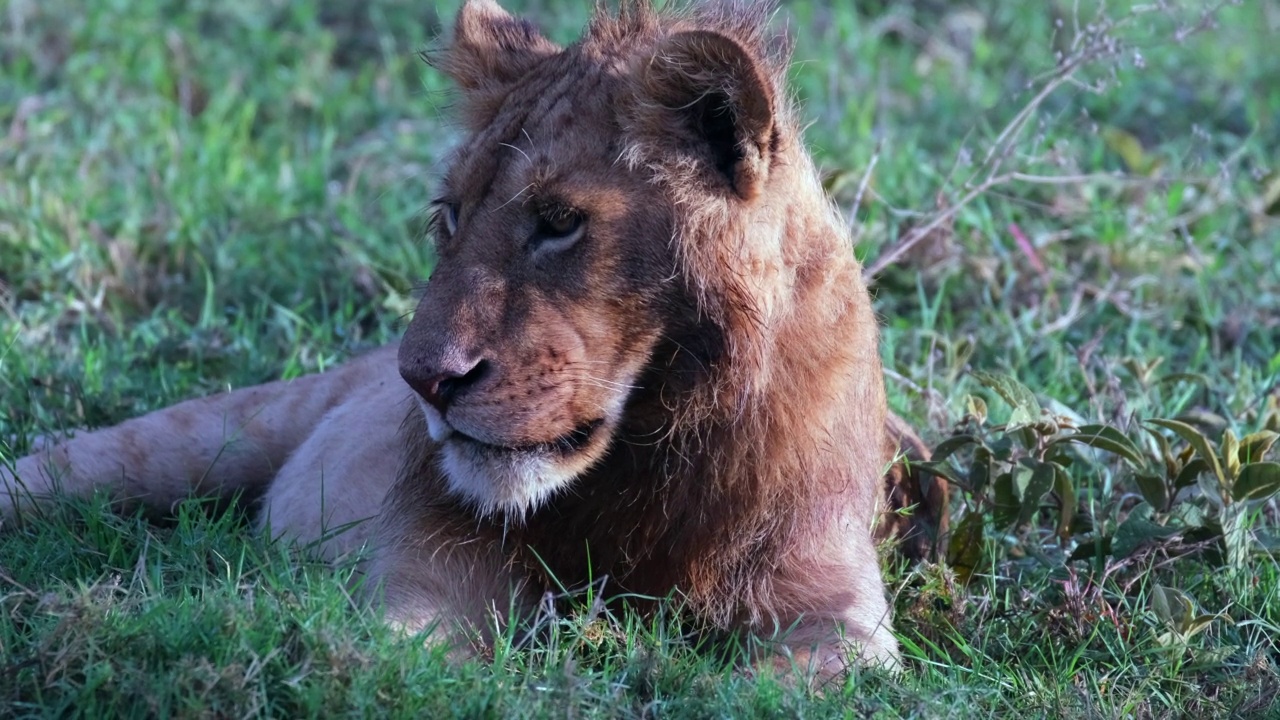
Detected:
left=401, top=358, right=488, bottom=413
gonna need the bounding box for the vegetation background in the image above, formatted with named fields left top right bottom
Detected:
left=1, top=0, right=1277, bottom=716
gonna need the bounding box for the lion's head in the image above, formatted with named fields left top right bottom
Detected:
left=399, top=0, right=870, bottom=519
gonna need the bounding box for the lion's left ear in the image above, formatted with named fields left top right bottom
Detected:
left=439, top=0, right=561, bottom=91
left=636, top=30, right=777, bottom=200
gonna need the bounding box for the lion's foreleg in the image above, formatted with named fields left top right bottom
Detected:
left=761, top=512, right=902, bottom=684
left=1, top=346, right=398, bottom=522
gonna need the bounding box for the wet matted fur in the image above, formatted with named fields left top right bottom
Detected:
left=2, top=0, right=946, bottom=679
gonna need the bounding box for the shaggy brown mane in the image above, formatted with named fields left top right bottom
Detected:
left=397, top=0, right=890, bottom=637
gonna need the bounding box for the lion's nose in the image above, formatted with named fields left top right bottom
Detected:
left=401, top=357, right=489, bottom=414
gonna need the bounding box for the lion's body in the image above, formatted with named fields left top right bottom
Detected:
left=2, top=0, right=945, bottom=679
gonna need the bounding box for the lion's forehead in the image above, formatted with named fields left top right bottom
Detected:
left=452, top=59, right=625, bottom=203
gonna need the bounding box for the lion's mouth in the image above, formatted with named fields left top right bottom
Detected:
left=451, top=418, right=605, bottom=457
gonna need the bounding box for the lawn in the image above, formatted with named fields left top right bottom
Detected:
left=2, top=0, right=1278, bottom=717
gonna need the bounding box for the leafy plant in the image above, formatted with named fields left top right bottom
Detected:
left=1147, top=584, right=1224, bottom=651
left=920, top=371, right=1280, bottom=581
left=1135, top=420, right=1280, bottom=570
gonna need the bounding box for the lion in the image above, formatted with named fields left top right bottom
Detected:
left=0, top=0, right=946, bottom=679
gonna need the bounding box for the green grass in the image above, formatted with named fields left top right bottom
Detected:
left=2, top=0, right=1278, bottom=716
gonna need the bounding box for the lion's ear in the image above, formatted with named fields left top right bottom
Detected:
left=638, top=30, right=777, bottom=200
left=440, top=0, right=560, bottom=90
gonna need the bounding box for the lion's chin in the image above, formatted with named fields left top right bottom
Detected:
left=411, top=394, right=622, bottom=516
left=434, top=420, right=612, bottom=518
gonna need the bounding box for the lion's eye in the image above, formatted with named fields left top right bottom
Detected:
left=530, top=211, right=586, bottom=255
left=441, top=203, right=460, bottom=236
left=540, top=213, right=580, bottom=237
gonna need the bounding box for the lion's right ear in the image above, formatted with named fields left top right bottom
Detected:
left=437, top=0, right=560, bottom=91
left=634, top=30, right=778, bottom=200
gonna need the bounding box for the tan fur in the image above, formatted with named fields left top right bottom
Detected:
left=1, top=0, right=946, bottom=681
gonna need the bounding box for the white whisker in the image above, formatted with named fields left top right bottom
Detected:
left=499, top=141, right=532, bottom=165
left=495, top=183, right=534, bottom=211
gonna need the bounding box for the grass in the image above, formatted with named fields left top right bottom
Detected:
left=1, top=0, right=1278, bottom=716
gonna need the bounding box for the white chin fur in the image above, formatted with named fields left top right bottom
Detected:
left=413, top=398, right=578, bottom=516
left=413, top=391, right=628, bottom=517
left=439, top=442, right=575, bottom=518
left=415, top=397, right=454, bottom=442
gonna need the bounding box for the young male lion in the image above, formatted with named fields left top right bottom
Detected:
left=1, top=0, right=945, bottom=678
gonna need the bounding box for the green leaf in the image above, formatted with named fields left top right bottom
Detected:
left=913, top=460, right=965, bottom=488
left=1173, top=458, right=1209, bottom=491
left=1142, top=424, right=1175, bottom=476
left=1018, top=460, right=1056, bottom=527
left=1221, top=429, right=1241, bottom=482
left=989, top=436, right=1015, bottom=461
left=1049, top=424, right=1146, bottom=466
left=993, top=471, right=1019, bottom=529
left=971, top=370, right=1041, bottom=430
left=1112, top=510, right=1182, bottom=559
left=1069, top=538, right=1111, bottom=562
left=1133, top=473, right=1170, bottom=512
left=1151, top=585, right=1195, bottom=632
left=1235, top=462, right=1280, bottom=502
left=1182, top=614, right=1220, bottom=640
left=931, top=434, right=981, bottom=463
left=969, top=446, right=993, bottom=497
left=1151, top=589, right=1171, bottom=624
left=947, top=510, right=985, bottom=584
left=1175, top=410, right=1229, bottom=431
left=1147, top=419, right=1226, bottom=489
left=1239, top=430, right=1279, bottom=464
left=1197, top=464, right=1224, bottom=507
left=1053, top=463, right=1076, bottom=541
left=1169, top=501, right=1206, bottom=528
left=1013, top=426, right=1039, bottom=451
